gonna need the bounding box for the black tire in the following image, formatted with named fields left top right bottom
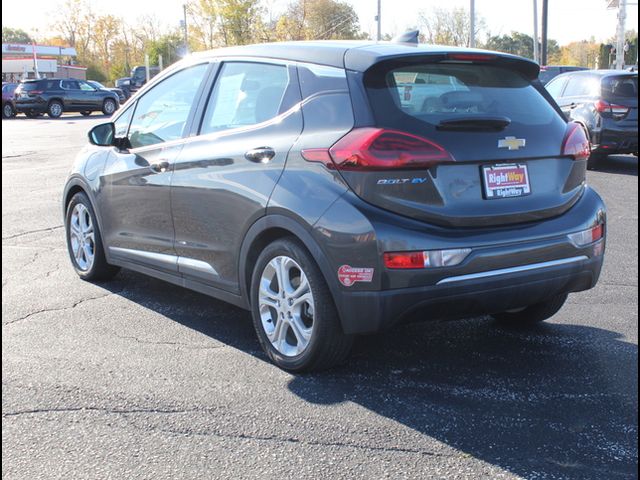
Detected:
left=65, top=192, right=120, bottom=281
left=250, top=238, right=353, bottom=372
left=102, top=98, right=117, bottom=116
left=587, top=152, right=606, bottom=170
left=2, top=102, right=15, bottom=119
left=492, top=294, right=569, bottom=325
left=47, top=100, right=63, bottom=118
left=80, top=111, right=92, bottom=117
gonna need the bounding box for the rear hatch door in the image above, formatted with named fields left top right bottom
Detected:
left=340, top=55, right=583, bottom=228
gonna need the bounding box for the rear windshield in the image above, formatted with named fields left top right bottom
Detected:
left=365, top=63, right=559, bottom=130
left=601, top=75, right=638, bottom=98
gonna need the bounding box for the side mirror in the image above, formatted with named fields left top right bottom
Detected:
left=88, top=122, right=115, bottom=147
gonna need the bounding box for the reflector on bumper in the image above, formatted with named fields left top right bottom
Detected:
left=384, top=248, right=472, bottom=270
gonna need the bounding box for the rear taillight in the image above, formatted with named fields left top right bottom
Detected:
left=561, top=123, right=591, bottom=162
left=595, top=99, right=630, bottom=116
left=26, top=90, right=43, bottom=95
left=302, top=128, right=454, bottom=171
left=384, top=248, right=472, bottom=270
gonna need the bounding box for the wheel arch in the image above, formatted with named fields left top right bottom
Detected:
left=63, top=177, right=110, bottom=259
left=239, top=215, right=343, bottom=319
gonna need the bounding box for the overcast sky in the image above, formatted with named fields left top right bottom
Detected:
left=2, top=0, right=638, bottom=46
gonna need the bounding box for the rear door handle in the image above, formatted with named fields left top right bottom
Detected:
left=150, top=160, right=171, bottom=173
left=245, top=147, right=276, bottom=163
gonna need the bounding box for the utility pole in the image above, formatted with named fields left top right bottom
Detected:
left=541, top=0, right=549, bottom=66
left=533, top=0, right=540, bottom=63
left=376, top=0, right=382, bottom=41
left=183, top=4, right=189, bottom=55
left=470, top=0, right=476, bottom=48
left=616, top=0, right=627, bottom=69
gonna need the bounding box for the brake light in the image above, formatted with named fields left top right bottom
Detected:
left=595, top=99, right=629, bottom=116
left=447, top=53, right=497, bottom=62
left=384, top=248, right=472, bottom=270
left=26, top=90, right=43, bottom=95
left=561, top=123, right=591, bottom=162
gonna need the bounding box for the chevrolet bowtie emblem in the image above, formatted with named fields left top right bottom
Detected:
left=498, top=137, right=526, bottom=150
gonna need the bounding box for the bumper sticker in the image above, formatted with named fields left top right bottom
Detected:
left=338, top=265, right=374, bottom=287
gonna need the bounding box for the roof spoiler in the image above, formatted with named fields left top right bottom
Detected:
left=392, top=30, right=420, bottom=45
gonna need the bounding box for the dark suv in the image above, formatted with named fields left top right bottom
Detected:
left=14, top=78, right=120, bottom=118
left=63, top=41, right=606, bottom=371
left=546, top=70, right=638, bottom=168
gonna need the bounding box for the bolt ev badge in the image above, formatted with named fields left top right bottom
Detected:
left=498, top=137, right=527, bottom=151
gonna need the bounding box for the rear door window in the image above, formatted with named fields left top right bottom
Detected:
left=563, top=77, right=598, bottom=98
left=366, top=63, right=559, bottom=128
left=201, top=62, right=289, bottom=134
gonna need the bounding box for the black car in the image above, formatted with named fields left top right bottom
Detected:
left=14, top=78, right=120, bottom=118
left=2, top=82, right=18, bottom=118
left=87, top=80, right=127, bottom=105
left=539, top=65, right=589, bottom=85
left=115, top=66, right=161, bottom=98
left=546, top=70, right=638, bottom=168
left=63, top=41, right=606, bottom=372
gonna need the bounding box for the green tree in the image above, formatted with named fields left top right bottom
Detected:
left=2, top=27, right=33, bottom=44
left=419, top=7, right=486, bottom=47
left=273, top=0, right=365, bottom=41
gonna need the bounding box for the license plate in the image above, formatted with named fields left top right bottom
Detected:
left=482, top=164, right=531, bottom=199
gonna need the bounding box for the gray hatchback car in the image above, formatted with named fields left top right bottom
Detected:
left=63, top=40, right=606, bottom=371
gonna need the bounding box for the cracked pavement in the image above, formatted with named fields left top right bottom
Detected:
left=2, top=116, right=638, bottom=479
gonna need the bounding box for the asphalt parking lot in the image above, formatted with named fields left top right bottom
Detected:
left=2, top=115, right=638, bottom=479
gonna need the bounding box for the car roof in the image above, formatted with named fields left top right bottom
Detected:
left=189, top=40, right=539, bottom=77
left=552, top=69, right=637, bottom=80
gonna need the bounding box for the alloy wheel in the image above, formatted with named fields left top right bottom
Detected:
left=258, top=256, right=315, bottom=357
left=69, top=203, right=95, bottom=271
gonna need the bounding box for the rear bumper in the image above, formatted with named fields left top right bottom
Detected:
left=15, top=99, right=47, bottom=113
left=314, top=186, right=607, bottom=335
left=336, top=252, right=603, bottom=334
left=593, top=126, right=638, bottom=154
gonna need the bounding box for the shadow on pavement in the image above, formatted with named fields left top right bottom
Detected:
left=595, top=154, right=638, bottom=177
left=102, top=270, right=638, bottom=479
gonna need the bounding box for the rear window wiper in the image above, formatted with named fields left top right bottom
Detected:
left=436, top=116, right=512, bottom=131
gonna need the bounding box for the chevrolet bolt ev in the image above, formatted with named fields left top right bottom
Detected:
left=63, top=41, right=606, bottom=372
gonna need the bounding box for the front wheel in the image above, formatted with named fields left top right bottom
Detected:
left=65, top=192, right=120, bottom=281
left=492, top=294, right=569, bottom=325
left=251, top=238, right=353, bottom=372
left=102, top=98, right=117, bottom=116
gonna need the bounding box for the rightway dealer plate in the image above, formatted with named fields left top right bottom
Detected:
left=482, top=164, right=531, bottom=199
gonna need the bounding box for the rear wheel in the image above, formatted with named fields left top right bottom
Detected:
left=47, top=101, right=63, bottom=118
left=3, top=102, right=15, bottom=118
left=65, top=192, right=120, bottom=281
left=251, top=238, right=353, bottom=372
left=493, top=294, right=568, bottom=325
left=102, top=98, right=117, bottom=116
